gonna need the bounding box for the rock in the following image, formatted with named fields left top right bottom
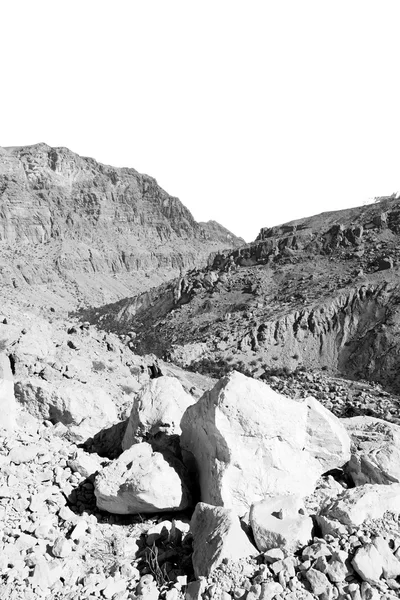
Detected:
left=305, top=568, right=333, bottom=597
left=136, top=574, right=159, bottom=600
left=185, top=578, right=207, bottom=600
left=70, top=520, right=88, bottom=541
left=377, top=256, right=393, bottom=270
left=352, top=544, right=383, bottom=583
left=190, top=502, right=257, bottom=577
left=372, top=537, right=400, bottom=579
left=67, top=449, right=103, bottom=478
left=15, top=379, right=118, bottom=436
left=52, top=537, right=72, bottom=557
left=0, top=353, right=17, bottom=431
left=305, top=396, right=351, bottom=472
left=103, top=577, right=127, bottom=599
left=94, top=442, right=191, bottom=514
left=8, top=444, right=41, bottom=464
left=263, top=548, right=285, bottom=563
left=315, top=515, right=348, bottom=537
left=31, top=559, right=62, bottom=591
left=122, top=376, right=196, bottom=452
left=342, top=416, right=400, bottom=485
left=180, top=372, right=350, bottom=514
left=323, top=483, right=400, bottom=527
left=250, top=495, right=313, bottom=554
left=260, top=582, right=284, bottom=600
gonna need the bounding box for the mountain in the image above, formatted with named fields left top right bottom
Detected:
left=0, top=143, right=244, bottom=310
left=85, top=195, right=400, bottom=396
left=2, top=164, right=400, bottom=600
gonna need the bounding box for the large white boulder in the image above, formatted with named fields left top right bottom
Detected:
left=250, top=495, right=313, bottom=554
left=322, top=483, right=400, bottom=527
left=180, top=372, right=350, bottom=515
left=190, top=502, right=257, bottom=577
left=122, top=376, right=196, bottom=451
left=94, top=442, right=191, bottom=514
left=15, top=378, right=117, bottom=437
left=342, top=416, right=400, bottom=485
left=0, top=353, right=17, bottom=431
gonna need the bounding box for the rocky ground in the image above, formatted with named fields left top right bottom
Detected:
left=2, top=162, right=400, bottom=600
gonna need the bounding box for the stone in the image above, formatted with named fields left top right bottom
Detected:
left=190, top=502, right=257, bottom=577
left=180, top=372, right=350, bottom=515
left=52, top=537, right=72, bottom=557
left=250, top=495, right=313, bottom=554
left=315, top=515, right=348, bottom=537
left=122, top=376, right=196, bottom=451
left=264, top=548, right=285, bottom=563
left=305, top=568, right=332, bottom=597
left=70, top=520, right=88, bottom=541
left=136, top=575, right=159, bottom=600
left=372, top=537, right=400, bottom=579
left=146, top=520, right=172, bottom=545
left=94, top=442, right=191, bottom=514
left=8, top=444, right=41, bottom=464
left=259, top=582, right=283, bottom=600
left=67, top=449, right=103, bottom=478
left=342, top=417, right=400, bottom=485
left=323, top=483, right=400, bottom=527
left=185, top=578, right=207, bottom=600
left=15, top=378, right=118, bottom=437
left=352, top=544, right=383, bottom=583
left=103, top=577, right=127, bottom=599
left=31, top=559, right=62, bottom=591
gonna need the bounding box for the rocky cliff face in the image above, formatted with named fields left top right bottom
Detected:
left=0, top=143, right=243, bottom=309
left=86, top=197, right=400, bottom=394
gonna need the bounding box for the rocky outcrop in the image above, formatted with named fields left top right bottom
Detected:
left=180, top=372, right=350, bottom=514
left=0, top=143, right=243, bottom=307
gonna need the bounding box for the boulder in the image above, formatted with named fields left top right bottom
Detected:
left=122, top=376, right=196, bottom=452
left=250, top=495, right=313, bottom=554
left=322, top=483, right=400, bottom=527
left=180, top=372, right=350, bottom=514
left=15, top=320, right=55, bottom=362
left=372, top=537, right=400, bottom=579
left=67, top=449, right=104, bottom=478
left=15, top=378, right=117, bottom=437
left=190, top=502, right=257, bottom=577
left=342, top=416, right=400, bottom=485
left=0, top=353, right=17, bottom=431
left=352, top=544, right=383, bottom=583
left=94, top=442, right=191, bottom=514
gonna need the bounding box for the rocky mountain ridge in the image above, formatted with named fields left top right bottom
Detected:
left=86, top=196, right=400, bottom=394
left=0, top=143, right=243, bottom=310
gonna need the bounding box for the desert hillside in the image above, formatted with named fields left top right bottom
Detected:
left=1, top=154, right=400, bottom=600
left=0, top=144, right=243, bottom=310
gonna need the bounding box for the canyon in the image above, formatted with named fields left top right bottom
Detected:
left=1, top=145, right=400, bottom=600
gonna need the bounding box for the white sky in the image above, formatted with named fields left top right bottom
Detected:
left=1, top=1, right=400, bottom=242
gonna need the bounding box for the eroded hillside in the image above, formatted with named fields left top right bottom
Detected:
left=0, top=144, right=243, bottom=311
left=86, top=196, right=400, bottom=394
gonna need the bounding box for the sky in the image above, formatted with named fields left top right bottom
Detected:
left=1, top=1, right=400, bottom=242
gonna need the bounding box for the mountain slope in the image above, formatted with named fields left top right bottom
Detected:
left=0, top=143, right=243, bottom=310
left=84, top=196, right=400, bottom=394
